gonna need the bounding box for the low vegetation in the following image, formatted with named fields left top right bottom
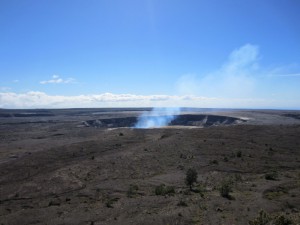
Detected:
left=185, top=168, right=198, bottom=190
left=127, top=184, right=139, bottom=198
left=236, top=150, right=242, bottom=158
left=274, top=215, right=293, bottom=225
left=249, top=210, right=270, bottom=225
left=249, top=210, right=294, bottom=225
left=193, top=184, right=205, bottom=197
left=219, top=179, right=233, bottom=199
left=265, top=171, right=279, bottom=180
left=105, top=197, right=119, bottom=208
left=177, top=200, right=188, bottom=207
left=155, top=184, right=175, bottom=196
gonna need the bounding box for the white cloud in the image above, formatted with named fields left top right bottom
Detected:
left=0, top=91, right=298, bottom=109
left=0, top=91, right=219, bottom=108
left=12, top=79, right=19, bottom=83
left=266, top=63, right=300, bottom=77
left=40, top=75, right=75, bottom=84
left=176, top=44, right=258, bottom=98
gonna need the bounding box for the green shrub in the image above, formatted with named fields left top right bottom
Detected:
left=265, top=171, right=278, bottom=180
left=234, top=173, right=243, bottom=182
left=155, top=185, right=164, bottom=195
left=236, top=150, right=242, bottom=158
left=219, top=179, right=232, bottom=199
left=249, top=211, right=294, bottom=225
left=105, top=197, right=119, bottom=208
left=249, top=210, right=270, bottom=225
left=210, top=159, right=219, bottom=165
left=127, top=184, right=139, bottom=198
left=274, top=215, right=293, bottom=225
left=185, top=168, right=198, bottom=190
left=192, top=185, right=205, bottom=197
left=177, top=200, right=188, bottom=207
left=165, top=186, right=175, bottom=195
left=155, top=184, right=175, bottom=196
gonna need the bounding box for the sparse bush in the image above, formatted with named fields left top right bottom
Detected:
left=127, top=184, right=139, bottom=198
left=155, top=184, right=164, bottom=195
left=223, top=156, right=229, bottom=162
left=264, top=187, right=287, bottom=200
left=219, top=179, right=232, bottom=199
left=155, top=184, right=175, bottom=196
left=210, top=159, right=219, bottom=165
left=185, top=168, right=198, bottom=190
left=265, top=171, right=278, bottom=180
left=177, top=200, right=188, bottom=207
left=236, top=150, right=242, bottom=158
left=274, top=215, right=293, bottom=225
left=249, top=211, right=294, bottom=225
left=105, top=197, right=119, bottom=208
left=165, top=186, right=175, bottom=195
left=249, top=210, right=270, bottom=225
left=106, top=200, right=113, bottom=208
left=234, top=173, right=243, bottom=182
left=193, top=185, right=205, bottom=197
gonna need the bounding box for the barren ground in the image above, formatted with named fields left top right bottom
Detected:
left=0, top=108, right=300, bottom=225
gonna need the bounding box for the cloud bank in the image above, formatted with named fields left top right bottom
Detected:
left=0, top=91, right=216, bottom=108
left=0, top=91, right=298, bottom=109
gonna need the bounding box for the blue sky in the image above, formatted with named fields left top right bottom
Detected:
left=0, top=0, right=300, bottom=109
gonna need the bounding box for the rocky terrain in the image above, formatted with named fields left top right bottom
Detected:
left=0, top=108, right=300, bottom=225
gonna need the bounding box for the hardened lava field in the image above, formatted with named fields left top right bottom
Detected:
left=0, top=108, right=300, bottom=225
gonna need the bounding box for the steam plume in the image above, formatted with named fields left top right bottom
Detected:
left=134, top=107, right=181, bottom=128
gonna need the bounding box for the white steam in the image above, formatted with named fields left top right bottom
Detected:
left=176, top=44, right=258, bottom=98
left=134, top=107, right=181, bottom=128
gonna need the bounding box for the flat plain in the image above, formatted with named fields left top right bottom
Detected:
left=0, top=108, right=300, bottom=225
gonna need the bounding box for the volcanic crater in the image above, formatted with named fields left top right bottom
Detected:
left=83, top=114, right=246, bottom=128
